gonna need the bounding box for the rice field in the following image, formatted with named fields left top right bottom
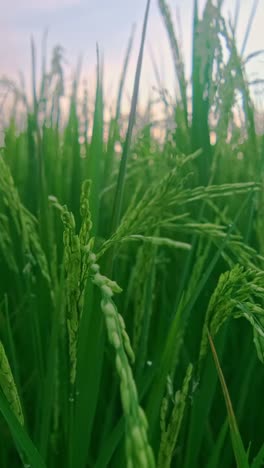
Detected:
left=0, top=0, right=264, bottom=467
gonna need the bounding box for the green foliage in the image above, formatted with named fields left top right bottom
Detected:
left=158, top=364, right=193, bottom=468
left=0, top=341, right=24, bottom=426
left=208, top=332, right=250, bottom=468
left=199, top=265, right=264, bottom=368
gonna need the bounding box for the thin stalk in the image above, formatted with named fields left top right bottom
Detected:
left=110, top=0, right=151, bottom=238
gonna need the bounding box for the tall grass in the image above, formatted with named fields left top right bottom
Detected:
left=0, top=1, right=264, bottom=467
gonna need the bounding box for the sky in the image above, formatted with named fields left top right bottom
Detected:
left=0, top=0, right=263, bottom=110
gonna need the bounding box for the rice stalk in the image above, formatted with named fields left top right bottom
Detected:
left=0, top=341, right=24, bottom=426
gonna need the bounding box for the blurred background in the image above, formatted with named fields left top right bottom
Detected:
left=1, top=0, right=263, bottom=110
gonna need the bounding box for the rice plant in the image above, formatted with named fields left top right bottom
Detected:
left=0, top=0, right=263, bottom=467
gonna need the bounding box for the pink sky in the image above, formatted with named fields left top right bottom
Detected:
left=0, top=0, right=263, bottom=110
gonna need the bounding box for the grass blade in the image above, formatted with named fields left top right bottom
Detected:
left=208, top=330, right=249, bottom=468
left=0, top=390, right=46, bottom=468
left=110, top=0, right=151, bottom=237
